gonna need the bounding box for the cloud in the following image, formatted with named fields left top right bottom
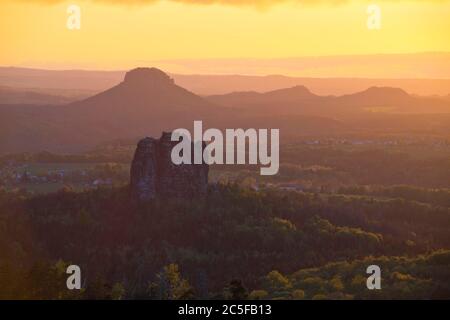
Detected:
left=13, top=0, right=449, bottom=7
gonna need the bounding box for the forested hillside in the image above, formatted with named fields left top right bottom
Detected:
left=1, top=184, right=449, bottom=299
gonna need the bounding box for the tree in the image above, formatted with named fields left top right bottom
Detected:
left=330, top=276, right=344, bottom=291
left=265, top=270, right=291, bottom=291
left=291, top=289, right=305, bottom=300
left=223, top=279, right=248, bottom=300
left=248, top=290, right=269, bottom=300
left=150, top=264, right=194, bottom=300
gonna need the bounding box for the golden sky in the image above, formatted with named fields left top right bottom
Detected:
left=1, top=0, right=449, bottom=72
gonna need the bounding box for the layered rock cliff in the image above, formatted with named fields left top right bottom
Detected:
left=130, top=132, right=208, bottom=201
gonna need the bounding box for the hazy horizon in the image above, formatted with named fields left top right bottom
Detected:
left=2, top=0, right=450, bottom=71
left=1, top=0, right=450, bottom=303
left=2, top=61, right=450, bottom=97
left=3, top=52, right=450, bottom=79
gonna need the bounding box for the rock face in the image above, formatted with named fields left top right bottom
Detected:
left=130, top=132, right=208, bottom=201
left=130, top=137, right=158, bottom=201
left=122, top=67, right=175, bottom=89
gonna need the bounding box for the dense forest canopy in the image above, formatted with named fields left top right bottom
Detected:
left=1, top=183, right=449, bottom=299
left=1, top=131, right=449, bottom=300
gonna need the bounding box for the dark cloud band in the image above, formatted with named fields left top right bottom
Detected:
left=14, top=0, right=448, bottom=8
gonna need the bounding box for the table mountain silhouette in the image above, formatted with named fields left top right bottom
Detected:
left=57, top=68, right=226, bottom=145
left=0, top=68, right=228, bottom=153
left=1, top=68, right=449, bottom=153
left=68, top=67, right=213, bottom=114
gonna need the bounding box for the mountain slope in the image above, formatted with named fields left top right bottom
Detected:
left=1, top=68, right=449, bottom=154
left=0, top=86, right=75, bottom=105
left=208, top=85, right=319, bottom=107
left=0, top=68, right=229, bottom=153
left=3, top=66, right=450, bottom=96
left=207, top=86, right=450, bottom=115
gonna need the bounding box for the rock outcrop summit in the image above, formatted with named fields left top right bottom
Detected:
left=123, top=67, right=175, bottom=88
left=130, top=132, right=209, bottom=201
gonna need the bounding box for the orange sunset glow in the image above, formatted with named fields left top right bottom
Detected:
left=1, top=0, right=449, bottom=76
left=2, top=0, right=450, bottom=305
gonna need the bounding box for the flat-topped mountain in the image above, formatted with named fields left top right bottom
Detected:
left=0, top=68, right=228, bottom=153
left=67, top=67, right=214, bottom=114
left=123, top=67, right=173, bottom=86
left=1, top=68, right=450, bottom=154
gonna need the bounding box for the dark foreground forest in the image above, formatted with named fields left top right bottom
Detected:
left=1, top=183, right=449, bottom=299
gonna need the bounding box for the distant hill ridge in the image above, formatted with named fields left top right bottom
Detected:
left=207, top=84, right=450, bottom=115
left=1, top=66, right=450, bottom=96
left=1, top=67, right=450, bottom=154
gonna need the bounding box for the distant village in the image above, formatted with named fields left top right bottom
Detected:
left=0, top=161, right=128, bottom=192
left=0, top=135, right=448, bottom=194
left=299, top=137, right=450, bottom=147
